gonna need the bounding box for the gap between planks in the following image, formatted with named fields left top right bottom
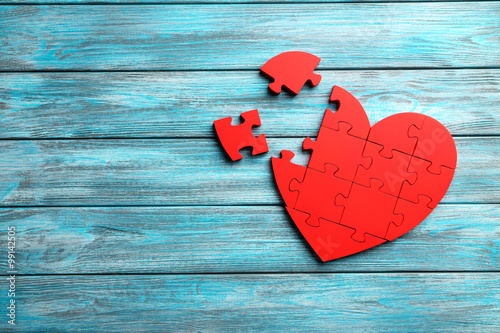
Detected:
left=1, top=1, right=500, bottom=5
left=0, top=271, right=499, bottom=276
left=1, top=66, right=500, bottom=73
left=0, top=134, right=496, bottom=141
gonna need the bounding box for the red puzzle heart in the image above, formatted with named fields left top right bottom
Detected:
left=272, top=86, right=457, bottom=261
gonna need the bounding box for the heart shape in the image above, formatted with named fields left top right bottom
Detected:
left=272, top=86, right=457, bottom=262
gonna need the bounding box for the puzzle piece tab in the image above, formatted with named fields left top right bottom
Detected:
left=335, top=179, right=403, bottom=242
left=290, top=165, right=352, bottom=227
left=322, top=86, right=371, bottom=140
left=303, top=123, right=371, bottom=181
left=286, top=207, right=386, bottom=262
left=271, top=150, right=307, bottom=208
left=367, top=112, right=426, bottom=158
left=399, top=156, right=455, bottom=208
left=214, top=109, right=268, bottom=161
left=385, top=195, right=433, bottom=241
left=354, top=141, right=417, bottom=197
left=408, top=116, right=457, bottom=173
left=260, top=51, right=321, bottom=95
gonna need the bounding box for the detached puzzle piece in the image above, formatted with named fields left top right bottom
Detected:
left=354, top=141, right=417, bottom=197
left=408, top=116, right=457, bottom=173
left=260, top=51, right=322, bottom=95
left=214, top=109, right=268, bottom=161
left=322, top=86, right=371, bottom=140
left=335, top=179, right=403, bottom=242
left=290, top=165, right=352, bottom=227
left=385, top=195, right=433, bottom=241
left=367, top=112, right=426, bottom=158
left=287, top=207, right=386, bottom=262
left=399, top=156, right=455, bottom=209
left=303, top=122, right=371, bottom=181
left=271, top=150, right=307, bottom=208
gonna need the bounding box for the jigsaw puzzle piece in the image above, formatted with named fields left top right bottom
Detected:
left=354, top=141, right=417, bottom=197
left=385, top=195, right=433, bottom=241
left=214, top=109, right=269, bottom=161
left=271, top=150, right=307, bottom=208
left=408, top=116, right=457, bottom=173
left=367, top=112, right=426, bottom=158
left=303, top=123, right=371, bottom=181
left=335, top=179, right=403, bottom=242
left=290, top=165, right=352, bottom=227
left=286, top=207, right=386, bottom=262
left=399, top=156, right=455, bottom=209
left=260, top=51, right=321, bottom=95
left=322, top=86, right=371, bottom=140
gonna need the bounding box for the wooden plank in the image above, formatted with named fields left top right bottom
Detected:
left=1, top=204, right=498, bottom=274
left=1, top=69, right=499, bottom=138
left=0, top=137, right=497, bottom=206
left=3, top=273, right=498, bottom=331
left=3, top=0, right=496, bottom=3
left=1, top=3, right=498, bottom=70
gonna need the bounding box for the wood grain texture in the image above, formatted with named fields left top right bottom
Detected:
left=1, top=204, right=498, bottom=274
left=2, top=273, right=498, bottom=332
left=4, top=0, right=496, bottom=3
left=0, top=137, right=497, bottom=206
left=1, top=69, right=499, bottom=138
left=0, top=1, right=497, bottom=331
left=1, top=3, right=499, bottom=71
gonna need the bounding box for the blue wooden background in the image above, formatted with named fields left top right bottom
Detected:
left=0, top=0, right=499, bottom=331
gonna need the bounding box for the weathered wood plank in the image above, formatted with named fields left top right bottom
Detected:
left=3, top=0, right=495, bottom=3
left=1, top=69, right=499, bottom=138
left=3, top=273, right=498, bottom=332
left=1, top=204, right=498, bottom=274
left=0, top=137, right=497, bottom=206
left=1, top=3, right=498, bottom=70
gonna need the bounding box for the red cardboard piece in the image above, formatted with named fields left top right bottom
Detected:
left=286, top=207, right=386, bottom=262
left=260, top=51, right=321, bottom=95
left=322, top=86, right=371, bottom=140
left=408, top=116, right=457, bottom=173
left=214, top=109, right=268, bottom=161
left=354, top=141, right=417, bottom=197
left=399, top=156, right=455, bottom=209
left=335, top=179, right=403, bottom=242
left=271, top=150, right=306, bottom=208
left=367, top=112, right=426, bottom=158
left=290, top=165, right=352, bottom=227
left=303, top=122, right=371, bottom=182
left=385, top=196, right=433, bottom=241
